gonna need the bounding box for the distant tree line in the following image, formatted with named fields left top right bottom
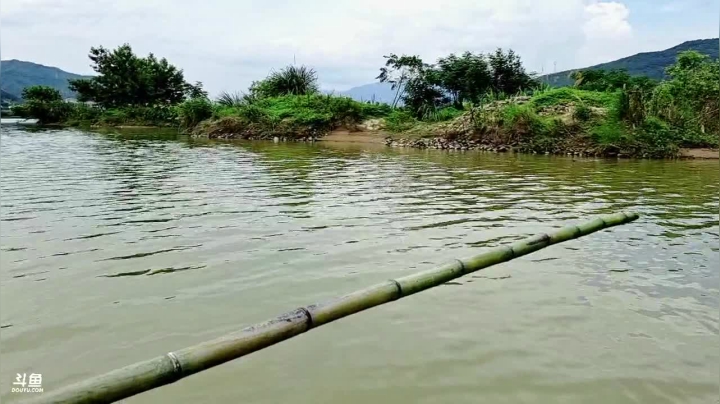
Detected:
left=377, top=49, right=537, bottom=118
left=68, top=44, right=206, bottom=108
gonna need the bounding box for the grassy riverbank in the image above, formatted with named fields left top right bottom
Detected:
left=383, top=87, right=718, bottom=158
left=17, top=88, right=717, bottom=158
left=12, top=44, right=718, bottom=158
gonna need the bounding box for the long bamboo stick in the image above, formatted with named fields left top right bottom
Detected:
left=27, top=212, right=639, bottom=404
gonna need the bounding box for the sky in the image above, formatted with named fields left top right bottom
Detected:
left=2, top=0, right=718, bottom=96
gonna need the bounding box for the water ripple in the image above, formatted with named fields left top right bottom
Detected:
left=0, top=128, right=717, bottom=404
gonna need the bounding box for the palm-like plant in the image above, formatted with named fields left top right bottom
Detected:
left=216, top=91, right=246, bottom=107
left=264, top=65, right=319, bottom=97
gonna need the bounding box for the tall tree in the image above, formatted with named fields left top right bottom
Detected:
left=487, top=48, right=536, bottom=94
left=377, top=54, right=426, bottom=108
left=377, top=54, right=446, bottom=117
left=436, top=52, right=492, bottom=107
left=69, top=44, right=204, bottom=108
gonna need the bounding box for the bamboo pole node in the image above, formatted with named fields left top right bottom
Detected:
left=454, top=258, right=467, bottom=274
left=506, top=244, right=518, bottom=258
left=166, top=352, right=183, bottom=376
left=297, top=307, right=315, bottom=329
left=24, top=212, right=639, bottom=404
left=388, top=279, right=404, bottom=297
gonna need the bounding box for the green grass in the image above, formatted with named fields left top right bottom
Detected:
left=530, top=87, right=619, bottom=109
left=424, top=107, right=464, bottom=122
left=501, top=104, right=551, bottom=136
left=196, top=94, right=395, bottom=138
left=591, top=120, right=625, bottom=144
left=384, top=110, right=419, bottom=132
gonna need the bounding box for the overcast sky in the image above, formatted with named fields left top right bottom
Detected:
left=2, top=0, right=718, bottom=95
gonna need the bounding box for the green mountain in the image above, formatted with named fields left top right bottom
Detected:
left=0, top=59, right=90, bottom=101
left=542, top=38, right=719, bottom=87
left=1, top=89, right=19, bottom=102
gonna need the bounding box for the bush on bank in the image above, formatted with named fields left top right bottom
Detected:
left=13, top=45, right=718, bottom=159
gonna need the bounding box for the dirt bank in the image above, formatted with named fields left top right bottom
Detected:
left=320, top=128, right=387, bottom=144
left=321, top=126, right=719, bottom=159
left=679, top=148, right=719, bottom=159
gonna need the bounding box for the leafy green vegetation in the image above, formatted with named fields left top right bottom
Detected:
left=14, top=43, right=718, bottom=159
left=12, top=86, right=72, bottom=124
left=377, top=49, right=536, bottom=118
left=249, top=65, right=319, bottom=98
left=68, top=44, right=205, bottom=107
left=197, top=94, right=390, bottom=139
left=530, top=87, right=618, bottom=109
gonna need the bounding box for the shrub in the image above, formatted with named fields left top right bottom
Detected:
left=94, top=105, right=177, bottom=126
left=361, top=102, right=393, bottom=118
left=573, top=104, right=592, bottom=122
left=252, top=65, right=319, bottom=98
left=65, top=103, right=103, bottom=125
left=634, top=116, right=680, bottom=156
left=591, top=120, right=625, bottom=145
left=501, top=104, right=548, bottom=138
left=531, top=87, right=617, bottom=109
left=216, top=91, right=250, bottom=107
left=177, top=97, right=213, bottom=129
left=16, top=100, right=72, bottom=124
left=424, top=107, right=463, bottom=122
left=15, top=85, right=71, bottom=124
left=22, top=86, right=63, bottom=103
left=235, top=104, right=270, bottom=123
left=384, top=110, right=417, bottom=132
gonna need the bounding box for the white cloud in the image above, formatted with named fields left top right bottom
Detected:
left=577, top=1, right=634, bottom=65
left=583, top=1, right=632, bottom=40
left=1, top=0, right=716, bottom=95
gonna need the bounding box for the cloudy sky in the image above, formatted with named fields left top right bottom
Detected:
left=2, top=0, right=718, bottom=95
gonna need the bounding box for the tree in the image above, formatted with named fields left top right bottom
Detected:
left=651, top=51, right=719, bottom=136
left=436, top=52, right=492, bottom=107
left=15, top=85, right=70, bottom=123
left=377, top=54, right=425, bottom=108
left=377, top=48, right=536, bottom=118
left=69, top=44, right=203, bottom=108
left=22, top=86, right=63, bottom=102
left=487, top=48, right=536, bottom=94
left=377, top=54, right=447, bottom=118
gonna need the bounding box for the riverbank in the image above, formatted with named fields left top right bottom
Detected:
left=319, top=127, right=719, bottom=159
left=184, top=86, right=716, bottom=159
left=13, top=89, right=718, bottom=159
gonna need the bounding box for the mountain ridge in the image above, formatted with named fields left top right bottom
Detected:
left=1, top=59, right=90, bottom=100
left=541, top=38, right=718, bottom=86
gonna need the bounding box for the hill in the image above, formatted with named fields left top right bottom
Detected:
left=0, top=59, right=90, bottom=100
left=542, top=38, right=718, bottom=86
left=338, top=82, right=398, bottom=104
left=1, top=89, right=19, bottom=102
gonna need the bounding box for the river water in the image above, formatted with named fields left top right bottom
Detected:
left=1, top=126, right=718, bottom=403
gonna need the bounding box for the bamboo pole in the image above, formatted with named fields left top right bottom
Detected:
left=27, top=212, right=639, bottom=404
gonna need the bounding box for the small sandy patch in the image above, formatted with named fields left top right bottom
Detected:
left=679, top=148, right=719, bottom=159
left=321, top=128, right=388, bottom=144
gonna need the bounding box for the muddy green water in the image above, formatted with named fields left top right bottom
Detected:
left=1, top=127, right=718, bottom=403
